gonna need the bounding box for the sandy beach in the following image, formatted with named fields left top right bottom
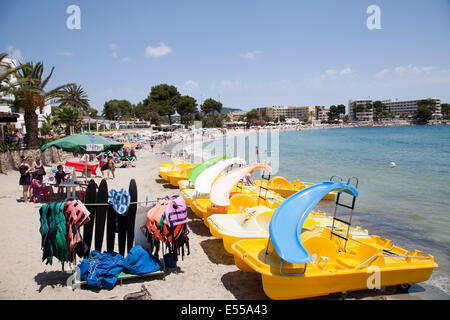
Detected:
left=0, top=130, right=448, bottom=301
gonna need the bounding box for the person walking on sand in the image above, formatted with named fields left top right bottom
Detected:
left=19, top=156, right=33, bottom=203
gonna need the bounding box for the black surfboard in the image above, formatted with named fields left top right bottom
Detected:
left=117, top=213, right=127, bottom=256
left=94, top=179, right=108, bottom=252
left=106, top=200, right=116, bottom=252
left=126, top=179, right=138, bottom=253
left=83, top=179, right=97, bottom=254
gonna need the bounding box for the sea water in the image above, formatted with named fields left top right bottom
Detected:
left=198, top=124, right=450, bottom=294
left=275, top=125, right=450, bottom=294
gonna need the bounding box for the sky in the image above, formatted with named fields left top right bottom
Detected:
left=1, top=0, right=449, bottom=113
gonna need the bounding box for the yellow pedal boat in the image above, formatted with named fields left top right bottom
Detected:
left=207, top=207, right=369, bottom=254
left=167, top=166, right=194, bottom=187
left=158, top=161, right=191, bottom=181
left=231, top=230, right=437, bottom=300
left=254, top=176, right=336, bottom=200
left=230, top=180, right=437, bottom=299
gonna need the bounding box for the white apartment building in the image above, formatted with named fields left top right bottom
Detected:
left=0, top=57, right=52, bottom=133
left=316, top=106, right=329, bottom=122
left=348, top=99, right=373, bottom=122
left=382, top=98, right=441, bottom=119
left=348, top=98, right=442, bottom=121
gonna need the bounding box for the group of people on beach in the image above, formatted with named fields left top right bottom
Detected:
left=18, top=155, right=54, bottom=203
left=18, top=145, right=141, bottom=202
left=95, top=149, right=137, bottom=180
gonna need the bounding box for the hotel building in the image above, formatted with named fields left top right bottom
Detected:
left=257, top=106, right=319, bottom=121
left=348, top=98, right=442, bottom=121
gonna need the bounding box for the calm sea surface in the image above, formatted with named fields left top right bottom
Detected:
left=275, top=125, right=450, bottom=293
left=198, top=124, right=449, bottom=294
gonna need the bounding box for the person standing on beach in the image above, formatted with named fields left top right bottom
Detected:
left=32, top=156, right=45, bottom=181
left=150, top=140, right=155, bottom=152
left=19, top=156, right=32, bottom=203
left=108, top=156, right=116, bottom=179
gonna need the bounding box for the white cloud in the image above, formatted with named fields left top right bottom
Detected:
left=112, top=52, right=118, bottom=58
left=240, top=50, right=263, bottom=59
left=372, top=64, right=450, bottom=86
left=109, top=43, right=118, bottom=50
left=340, top=68, right=352, bottom=75
left=145, top=43, right=172, bottom=57
left=122, top=57, right=132, bottom=63
left=183, top=80, right=198, bottom=89
left=59, top=51, right=74, bottom=57
left=319, top=69, right=337, bottom=80
left=375, top=68, right=389, bottom=77
left=394, top=64, right=436, bottom=75
left=220, top=80, right=240, bottom=88
left=5, top=45, right=23, bottom=61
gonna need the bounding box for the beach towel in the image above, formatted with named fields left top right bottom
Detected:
left=123, top=245, right=162, bottom=275
left=39, top=202, right=69, bottom=266
left=78, top=250, right=125, bottom=289
left=107, top=189, right=131, bottom=216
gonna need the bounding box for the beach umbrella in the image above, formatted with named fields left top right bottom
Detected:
left=41, top=132, right=124, bottom=176
left=122, top=141, right=137, bottom=149
left=41, top=132, right=124, bottom=154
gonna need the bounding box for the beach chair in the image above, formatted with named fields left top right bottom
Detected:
left=31, top=179, right=49, bottom=203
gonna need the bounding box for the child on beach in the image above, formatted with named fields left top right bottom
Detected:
left=55, top=165, right=67, bottom=195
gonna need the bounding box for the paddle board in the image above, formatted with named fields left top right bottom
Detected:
left=94, top=179, right=108, bottom=251
left=82, top=179, right=97, bottom=255
left=126, top=179, right=138, bottom=253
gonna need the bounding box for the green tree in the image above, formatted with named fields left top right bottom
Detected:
left=328, top=105, right=346, bottom=123
left=102, top=99, right=133, bottom=120
left=175, top=95, right=198, bottom=127
left=201, top=98, right=223, bottom=127
left=263, top=115, right=273, bottom=123
left=6, top=61, right=73, bottom=149
left=134, top=101, right=159, bottom=123
left=146, top=84, right=181, bottom=124
left=56, top=84, right=90, bottom=114
left=441, top=103, right=450, bottom=120
left=373, top=101, right=387, bottom=122
left=0, top=53, right=26, bottom=101
left=201, top=98, right=222, bottom=115
left=413, top=106, right=433, bottom=124
left=279, top=115, right=286, bottom=123
left=245, top=109, right=260, bottom=121
left=54, top=106, right=82, bottom=135
left=88, top=107, right=98, bottom=119
left=413, top=99, right=437, bottom=124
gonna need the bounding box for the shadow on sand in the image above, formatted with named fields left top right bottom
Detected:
left=34, top=270, right=72, bottom=293
left=221, top=270, right=268, bottom=300
left=200, top=239, right=235, bottom=265
left=188, top=219, right=211, bottom=237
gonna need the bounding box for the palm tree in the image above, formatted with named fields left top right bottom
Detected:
left=56, top=84, right=90, bottom=114
left=6, top=61, right=73, bottom=149
left=0, top=53, right=26, bottom=104
left=54, top=106, right=82, bottom=136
